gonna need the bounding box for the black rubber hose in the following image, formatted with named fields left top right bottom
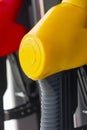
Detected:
left=0, top=100, right=4, bottom=130
left=38, top=73, right=63, bottom=130
left=0, top=57, right=7, bottom=130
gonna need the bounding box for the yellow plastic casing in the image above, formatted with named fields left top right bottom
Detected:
left=19, top=0, right=87, bottom=80
left=62, top=0, right=87, bottom=9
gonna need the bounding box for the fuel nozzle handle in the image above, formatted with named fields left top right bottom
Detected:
left=19, top=0, right=87, bottom=80
left=0, top=0, right=27, bottom=56
left=19, top=1, right=87, bottom=130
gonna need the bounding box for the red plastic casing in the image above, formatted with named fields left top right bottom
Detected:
left=0, top=0, right=28, bottom=57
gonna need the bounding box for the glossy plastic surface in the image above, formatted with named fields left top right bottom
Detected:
left=0, top=0, right=27, bottom=57
left=19, top=0, right=87, bottom=80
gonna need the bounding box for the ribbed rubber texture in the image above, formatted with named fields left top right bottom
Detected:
left=39, top=73, right=63, bottom=130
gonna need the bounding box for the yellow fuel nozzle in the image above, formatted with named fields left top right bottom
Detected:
left=19, top=0, right=87, bottom=80
left=62, top=0, right=87, bottom=10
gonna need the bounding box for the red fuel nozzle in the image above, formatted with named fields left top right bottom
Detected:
left=0, top=0, right=23, bottom=20
left=0, top=0, right=28, bottom=57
